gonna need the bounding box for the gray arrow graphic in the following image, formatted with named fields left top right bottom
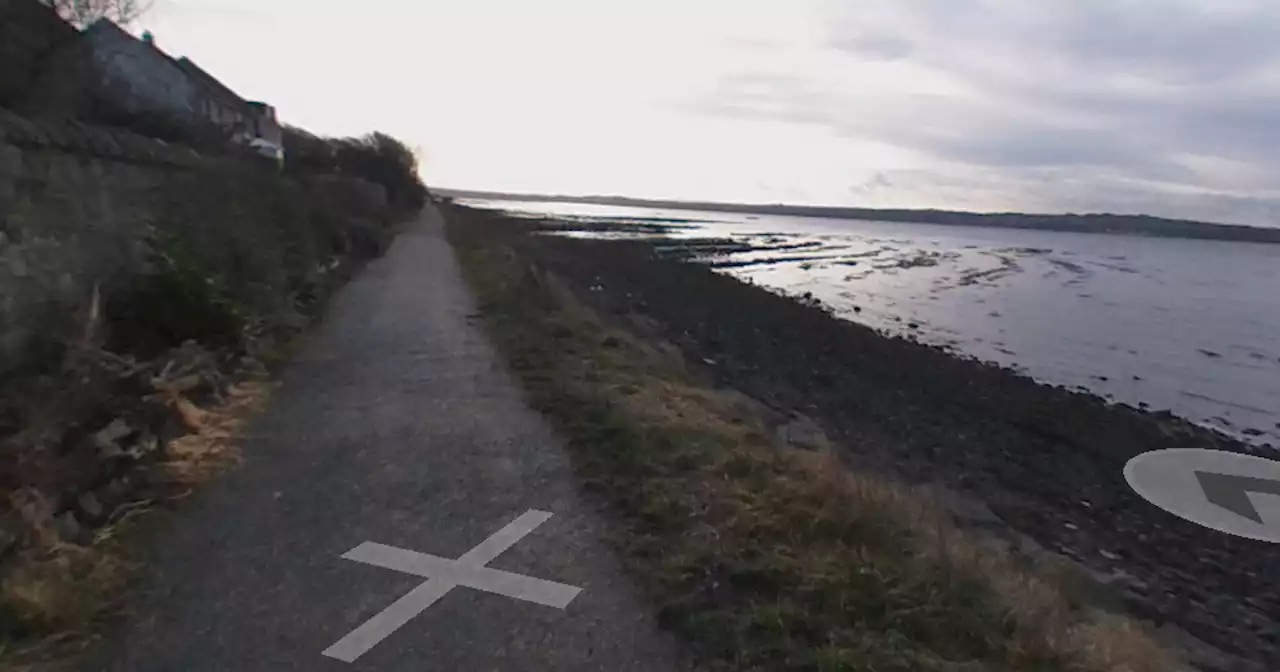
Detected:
left=1194, top=470, right=1280, bottom=524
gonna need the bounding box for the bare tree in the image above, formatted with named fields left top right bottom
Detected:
left=41, top=0, right=151, bottom=28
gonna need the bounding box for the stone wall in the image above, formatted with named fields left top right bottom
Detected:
left=0, top=106, right=391, bottom=376
left=0, top=0, right=83, bottom=111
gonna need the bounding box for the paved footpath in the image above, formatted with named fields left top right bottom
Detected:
left=85, top=206, right=688, bottom=671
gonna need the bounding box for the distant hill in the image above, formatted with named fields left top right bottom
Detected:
left=437, top=188, right=1280, bottom=245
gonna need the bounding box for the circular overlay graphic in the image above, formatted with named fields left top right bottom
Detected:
left=1124, top=448, right=1280, bottom=544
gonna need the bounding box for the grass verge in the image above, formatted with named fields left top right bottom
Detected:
left=445, top=210, right=1188, bottom=672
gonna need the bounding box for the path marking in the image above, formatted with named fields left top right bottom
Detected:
left=322, top=509, right=582, bottom=663
left=1124, top=448, right=1280, bottom=543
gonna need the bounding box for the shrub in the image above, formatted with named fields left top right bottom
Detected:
left=282, top=126, right=426, bottom=213
left=105, top=232, right=246, bottom=356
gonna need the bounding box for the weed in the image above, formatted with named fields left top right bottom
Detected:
left=106, top=230, right=246, bottom=356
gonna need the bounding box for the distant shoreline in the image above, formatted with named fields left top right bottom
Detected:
left=437, top=188, right=1280, bottom=245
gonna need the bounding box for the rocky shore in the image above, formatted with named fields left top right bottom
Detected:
left=455, top=205, right=1278, bottom=672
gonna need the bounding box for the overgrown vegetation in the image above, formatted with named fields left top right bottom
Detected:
left=105, top=231, right=246, bottom=356
left=445, top=209, right=1187, bottom=672
left=0, top=124, right=426, bottom=667
left=282, top=126, right=428, bottom=213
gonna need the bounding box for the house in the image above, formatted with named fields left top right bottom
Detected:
left=81, top=18, right=281, bottom=147
left=173, top=56, right=281, bottom=146
left=244, top=101, right=282, bottom=147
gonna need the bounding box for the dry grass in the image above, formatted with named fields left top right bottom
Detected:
left=0, top=380, right=272, bottom=671
left=157, top=381, right=271, bottom=488
left=448, top=214, right=1189, bottom=672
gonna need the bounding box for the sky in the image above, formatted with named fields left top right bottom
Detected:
left=139, top=0, right=1280, bottom=226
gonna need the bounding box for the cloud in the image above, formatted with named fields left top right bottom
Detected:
left=848, top=172, right=893, bottom=197
left=693, top=0, right=1280, bottom=225
left=830, top=34, right=912, bottom=62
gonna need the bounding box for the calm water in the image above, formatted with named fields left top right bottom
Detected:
left=461, top=199, right=1280, bottom=448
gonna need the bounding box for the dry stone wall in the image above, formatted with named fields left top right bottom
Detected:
left=0, top=106, right=391, bottom=376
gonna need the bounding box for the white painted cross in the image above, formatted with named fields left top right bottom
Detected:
left=322, top=510, right=582, bottom=663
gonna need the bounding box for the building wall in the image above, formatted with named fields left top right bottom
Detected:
left=83, top=22, right=201, bottom=121
left=247, top=103, right=283, bottom=146
left=2, top=6, right=284, bottom=154
left=200, top=97, right=245, bottom=134
left=176, top=60, right=258, bottom=139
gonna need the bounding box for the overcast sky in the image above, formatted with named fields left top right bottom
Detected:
left=142, top=0, right=1280, bottom=226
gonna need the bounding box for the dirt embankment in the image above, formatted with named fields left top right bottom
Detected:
left=445, top=204, right=1276, bottom=672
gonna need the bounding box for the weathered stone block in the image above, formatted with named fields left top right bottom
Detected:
left=4, top=244, right=30, bottom=277
left=97, top=128, right=124, bottom=158
left=0, top=141, right=20, bottom=174
left=41, top=122, right=66, bottom=149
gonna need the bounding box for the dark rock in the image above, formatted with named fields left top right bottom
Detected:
left=93, top=418, right=135, bottom=457
left=0, top=518, right=19, bottom=559
left=134, top=432, right=161, bottom=457
left=77, top=492, right=105, bottom=523
left=91, top=485, right=123, bottom=520
left=55, top=511, right=83, bottom=544
left=104, top=477, right=131, bottom=500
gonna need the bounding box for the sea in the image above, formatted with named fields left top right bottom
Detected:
left=459, top=199, right=1280, bottom=449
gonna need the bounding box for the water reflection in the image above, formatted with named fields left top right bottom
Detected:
left=462, top=199, right=1280, bottom=448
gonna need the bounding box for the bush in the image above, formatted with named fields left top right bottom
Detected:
left=282, top=127, right=427, bottom=213
left=105, top=231, right=246, bottom=356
